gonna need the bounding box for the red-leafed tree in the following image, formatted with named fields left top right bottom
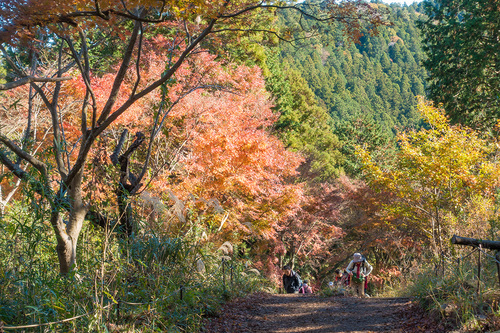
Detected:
left=0, top=0, right=389, bottom=274
left=155, top=55, right=305, bottom=239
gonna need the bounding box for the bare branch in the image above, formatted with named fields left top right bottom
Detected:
left=111, top=129, right=129, bottom=165
left=211, top=28, right=294, bottom=43
left=131, top=21, right=143, bottom=97
left=0, top=76, right=72, bottom=91
left=0, top=45, right=27, bottom=77
left=63, top=31, right=97, bottom=134
left=0, top=136, right=48, bottom=179
left=97, top=17, right=142, bottom=125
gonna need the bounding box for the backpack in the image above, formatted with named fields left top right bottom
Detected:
left=284, top=270, right=302, bottom=293
left=295, top=271, right=302, bottom=288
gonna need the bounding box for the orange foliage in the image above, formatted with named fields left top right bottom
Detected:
left=153, top=53, right=305, bottom=239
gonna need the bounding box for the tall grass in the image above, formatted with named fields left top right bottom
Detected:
left=404, top=252, right=500, bottom=332
left=0, top=201, right=268, bottom=332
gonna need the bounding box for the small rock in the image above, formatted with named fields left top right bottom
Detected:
left=440, top=302, right=457, bottom=317
left=475, top=314, right=487, bottom=321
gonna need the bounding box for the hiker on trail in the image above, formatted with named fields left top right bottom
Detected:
left=299, top=279, right=313, bottom=294
left=282, top=265, right=302, bottom=294
left=345, top=253, right=373, bottom=298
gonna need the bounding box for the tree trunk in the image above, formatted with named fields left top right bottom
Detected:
left=113, top=131, right=145, bottom=237
left=435, top=205, right=443, bottom=255
left=117, top=187, right=133, bottom=236
left=52, top=211, right=74, bottom=275
left=289, top=243, right=296, bottom=270
left=52, top=168, right=87, bottom=275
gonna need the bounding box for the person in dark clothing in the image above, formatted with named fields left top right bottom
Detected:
left=282, top=265, right=301, bottom=293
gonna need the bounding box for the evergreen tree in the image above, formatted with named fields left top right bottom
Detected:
left=277, top=2, right=427, bottom=133
left=265, top=51, right=343, bottom=182
left=419, top=0, right=500, bottom=129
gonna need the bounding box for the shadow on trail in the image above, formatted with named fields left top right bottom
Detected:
left=204, top=293, right=411, bottom=333
left=247, top=294, right=408, bottom=333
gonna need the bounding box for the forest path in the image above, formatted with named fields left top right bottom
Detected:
left=202, top=292, right=445, bottom=333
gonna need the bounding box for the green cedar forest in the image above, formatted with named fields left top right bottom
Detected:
left=271, top=1, right=428, bottom=179
left=0, top=0, right=499, bottom=331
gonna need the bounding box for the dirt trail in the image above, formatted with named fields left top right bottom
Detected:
left=203, top=293, right=442, bottom=333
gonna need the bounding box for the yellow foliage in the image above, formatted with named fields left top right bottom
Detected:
left=357, top=99, right=500, bottom=253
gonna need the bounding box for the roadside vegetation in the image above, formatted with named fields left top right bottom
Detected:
left=0, top=200, right=268, bottom=332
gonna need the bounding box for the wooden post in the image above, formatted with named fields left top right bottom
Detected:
left=222, top=258, right=226, bottom=291
left=496, top=252, right=500, bottom=288
left=230, top=264, right=233, bottom=287
left=180, top=285, right=184, bottom=300
left=441, top=252, right=445, bottom=277
left=477, top=246, right=482, bottom=295
left=116, top=300, right=120, bottom=323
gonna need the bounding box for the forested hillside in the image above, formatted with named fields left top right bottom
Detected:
left=1, top=0, right=499, bottom=331
left=278, top=1, right=427, bottom=132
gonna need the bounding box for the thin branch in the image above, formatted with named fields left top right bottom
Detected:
left=0, top=76, right=72, bottom=91
left=0, top=149, right=32, bottom=181
left=131, top=21, right=143, bottom=97
left=0, top=45, right=26, bottom=77
left=97, top=17, right=142, bottom=125
left=52, top=42, right=64, bottom=111
left=211, top=28, right=293, bottom=43
left=0, top=136, right=48, bottom=178
left=184, top=19, right=192, bottom=45
left=80, top=31, right=91, bottom=134
left=20, top=84, right=34, bottom=158
left=220, top=3, right=331, bottom=22
left=111, top=129, right=129, bottom=165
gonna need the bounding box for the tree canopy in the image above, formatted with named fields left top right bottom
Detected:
left=419, top=0, right=500, bottom=129
left=358, top=99, right=500, bottom=255
left=0, top=0, right=389, bottom=274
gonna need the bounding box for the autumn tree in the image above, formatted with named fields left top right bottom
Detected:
left=158, top=58, right=304, bottom=239
left=358, top=99, right=500, bottom=257
left=332, top=176, right=424, bottom=276
left=0, top=0, right=389, bottom=274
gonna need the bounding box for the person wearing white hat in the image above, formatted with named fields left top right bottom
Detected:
left=345, top=253, right=373, bottom=298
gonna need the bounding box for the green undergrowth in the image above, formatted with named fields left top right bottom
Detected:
left=405, top=256, right=500, bottom=332
left=0, top=204, right=268, bottom=332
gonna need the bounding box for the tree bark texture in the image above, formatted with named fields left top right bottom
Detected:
left=114, top=131, right=145, bottom=237
left=52, top=168, right=87, bottom=275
